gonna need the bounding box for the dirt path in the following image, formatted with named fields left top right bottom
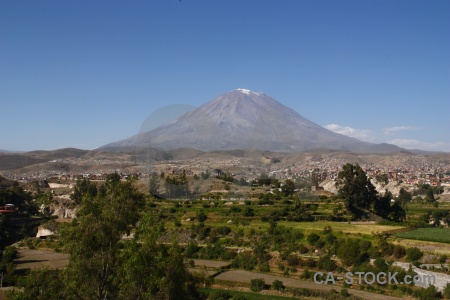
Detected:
left=215, top=270, right=404, bottom=300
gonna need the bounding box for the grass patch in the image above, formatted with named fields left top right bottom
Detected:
left=395, top=228, right=450, bottom=244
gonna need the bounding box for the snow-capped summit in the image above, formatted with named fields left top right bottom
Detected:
left=234, top=88, right=262, bottom=96
left=102, top=90, right=402, bottom=153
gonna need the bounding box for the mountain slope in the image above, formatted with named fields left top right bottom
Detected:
left=102, top=89, right=401, bottom=153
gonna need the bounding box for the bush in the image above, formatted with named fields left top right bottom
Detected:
left=209, top=290, right=231, bottom=300
left=307, top=233, right=320, bottom=245
left=196, top=211, right=208, bottom=222
left=414, top=285, right=441, bottom=300
left=298, top=243, right=309, bottom=254
left=443, top=283, right=450, bottom=299
left=317, top=255, right=337, bottom=271
left=406, top=247, right=423, bottom=262
left=272, top=279, right=284, bottom=290
left=231, top=252, right=257, bottom=270
left=393, top=245, right=406, bottom=258
left=250, top=278, right=266, bottom=292
left=258, top=262, right=270, bottom=272
left=286, top=254, right=300, bottom=266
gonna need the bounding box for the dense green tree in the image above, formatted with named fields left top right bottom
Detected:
left=336, top=238, right=370, bottom=266
left=0, top=186, right=34, bottom=212
left=336, top=163, right=377, bottom=213
left=282, top=179, right=296, bottom=197
left=117, top=214, right=205, bottom=300
left=398, top=188, right=412, bottom=207
left=61, top=178, right=144, bottom=299
left=70, top=179, right=97, bottom=205
left=375, top=174, right=389, bottom=186
left=307, top=233, right=320, bottom=246
left=374, top=190, right=392, bottom=218
left=11, top=176, right=204, bottom=300
left=336, top=164, right=406, bottom=220
left=9, top=268, right=66, bottom=300
left=389, top=201, right=406, bottom=222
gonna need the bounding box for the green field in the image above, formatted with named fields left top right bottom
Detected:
left=250, top=220, right=405, bottom=235
left=395, top=228, right=450, bottom=244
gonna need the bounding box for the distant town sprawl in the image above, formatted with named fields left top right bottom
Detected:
left=1, top=152, right=449, bottom=192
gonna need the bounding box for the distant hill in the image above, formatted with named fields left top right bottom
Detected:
left=0, top=175, right=16, bottom=188
left=0, top=148, right=89, bottom=170
left=102, top=88, right=402, bottom=154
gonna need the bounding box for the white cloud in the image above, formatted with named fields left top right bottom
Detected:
left=324, top=124, right=375, bottom=142
left=325, top=123, right=449, bottom=152
left=383, top=126, right=421, bottom=135
left=387, top=139, right=450, bottom=152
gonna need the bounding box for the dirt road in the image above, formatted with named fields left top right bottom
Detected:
left=216, top=270, right=404, bottom=300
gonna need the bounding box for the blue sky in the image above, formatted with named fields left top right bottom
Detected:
left=1, top=0, right=449, bottom=152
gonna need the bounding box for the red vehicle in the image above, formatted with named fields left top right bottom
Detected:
left=0, top=204, right=16, bottom=215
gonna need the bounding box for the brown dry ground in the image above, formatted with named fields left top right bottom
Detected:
left=192, top=259, right=231, bottom=268
left=14, top=249, right=69, bottom=270
left=215, top=270, right=404, bottom=300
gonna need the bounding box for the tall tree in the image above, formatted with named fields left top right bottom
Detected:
left=61, top=178, right=144, bottom=300
left=282, top=179, right=296, bottom=197
left=374, top=189, right=392, bottom=218
left=70, top=179, right=97, bottom=205
left=335, top=163, right=378, bottom=213
left=397, top=188, right=412, bottom=210
left=118, top=214, right=205, bottom=300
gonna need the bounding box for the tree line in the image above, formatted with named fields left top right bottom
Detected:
left=8, top=174, right=206, bottom=300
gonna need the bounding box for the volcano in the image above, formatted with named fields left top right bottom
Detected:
left=102, top=89, right=401, bottom=153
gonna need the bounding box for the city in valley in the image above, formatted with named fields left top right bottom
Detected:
left=1, top=145, right=450, bottom=300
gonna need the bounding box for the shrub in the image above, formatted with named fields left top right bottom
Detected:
left=393, top=245, right=406, bottom=258
left=258, top=262, right=270, bottom=272
left=231, top=252, right=257, bottom=270
left=414, top=285, right=441, bottom=300
left=272, top=280, right=284, bottom=290
left=250, top=278, right=266, bottom=292
left=298, top=243, right=309, bottom=254
left=196, top=211, right=208, bottom=222
left=317, top=255, right=337, bottom=271
left=209, top=290, right=231, bottom=300
left=443, top=283, right=450, bottom=299
left=406, top=247, right=423, bottom=262
left=286, top=254, right=300, bottom=266
left=307, top=233, right=320, bottom=245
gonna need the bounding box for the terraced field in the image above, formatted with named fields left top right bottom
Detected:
left=250, top=220, right=406, bottom=235
left=395, top=228, right=450, bottom=244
